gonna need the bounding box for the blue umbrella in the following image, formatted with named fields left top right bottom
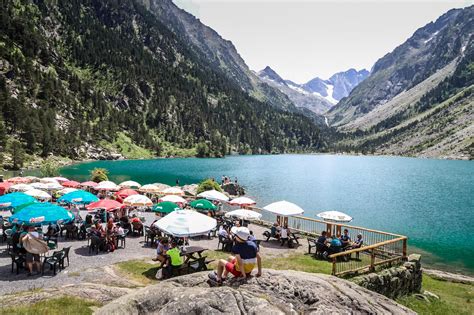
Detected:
left=0, top=192, right=37, bottom=210
left=9, top=203, right=74, bottom=225
left=58, top=190, right=99, bottom=205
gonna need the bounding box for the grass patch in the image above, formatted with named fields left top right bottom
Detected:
left=115, top=260, right=159, bottom=285
left=0, top=296, right=100, bottom=315
left=67, top=271, right=81, bottom=277
left=100, top=132, right=153, bottom=159
left=397, top=275, right=474, bottom=315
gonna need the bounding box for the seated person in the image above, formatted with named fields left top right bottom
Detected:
left=94, top=221, right=105, bottom=236
left=162, top=240, right=182, bottom=279
left=280, top=225, right=290, bottom=246
left=153, top=238, right=170, bottom=265
left=210, top=227, right=262, bottom=284
left=248, top=230, right=256, bottom=242
left=316, top=231, right=330, bottom=255
left=270, top=222, right=280, bottom=239
left=340, top=229, right=351, bottom=249
left=329, top=236, right=343, bottom=255
left=351, top=233, right=363, bottom=249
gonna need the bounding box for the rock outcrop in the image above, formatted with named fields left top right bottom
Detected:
left=222, top=183, right=245, bottom=197
left=95, top=269, right=415, bottom=314
left=423, top=268, right=474, bottom=284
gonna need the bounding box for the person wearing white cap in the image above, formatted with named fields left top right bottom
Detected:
left=209, top=227, right=262, bottom=284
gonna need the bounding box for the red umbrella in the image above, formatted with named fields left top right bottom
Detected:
left=7, top=177, right=30, bottom=184
left=0, top=182, right=12, bottom=195
left=81, top=181, right=98, bottom=188
left=62, top=180, right=80, bottom=188
left=86, top=199, right=123, bottom=212
left=115, top=189, right=139, bottom=202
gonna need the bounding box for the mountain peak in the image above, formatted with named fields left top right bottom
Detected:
left=258, top=66, right=286, bottom=85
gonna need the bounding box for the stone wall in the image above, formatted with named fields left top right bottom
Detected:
left=352, top=254, right=422, bottom=299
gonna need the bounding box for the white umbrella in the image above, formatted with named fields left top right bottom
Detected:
left=263, top=200, right=304, bottom=216
left=40, top=177, right=60, bottom=184
left=57, top=187, right=79, bottom=195
left=197, top=190, right=229, bottom=202
left=139, top=184, right=160, bottom=194
left=44, top=182, right=63, bottom=190
left=10, top=184, right=33, bottom=192
left=159, top=195, right=187, bottom=204
left=53, top=177, right=69, bottom=183
left=119, top=180, right=142, bottom=189
left=225, top=209, right=262, bottom=220
left=95, top=181, right=119, bottom=191
left=123, top=194, right=153, bottom=207
left=317, top=211, right=353, bottom=222
left=153, top=210, right=216, bottom=237
left=29, top=182, right=49, bottom=190
left=162, top=187, right=184, bottom=196
left=25, top=189, right=51, bottom=200
left=229, top=196, right=256, bottom=207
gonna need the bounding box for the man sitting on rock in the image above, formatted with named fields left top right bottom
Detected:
left=210, top=227, right=262, bottom=285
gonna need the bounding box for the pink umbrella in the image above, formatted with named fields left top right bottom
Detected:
left=62, top=180, right=81, bottom=188
left=86, top=199, right=123, bottom=212
left=81, top=181, right=98, bottom=188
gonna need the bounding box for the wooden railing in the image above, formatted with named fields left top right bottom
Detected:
left=246, top=206, right=408, bottom=276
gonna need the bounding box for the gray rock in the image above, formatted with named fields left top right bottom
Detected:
left=95, top=269, right=415, bottom=314
left=182, top=184, right=198, bottom=196
left=423, top=268, right=474, bottom=284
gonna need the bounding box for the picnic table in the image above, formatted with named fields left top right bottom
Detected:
left=180, top=246, right=212, bottom=272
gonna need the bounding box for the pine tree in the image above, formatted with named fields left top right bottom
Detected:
left=8, top=139, right=25, bottom=170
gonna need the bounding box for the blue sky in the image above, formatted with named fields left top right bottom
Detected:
left=174, top=0, right=472, bottom=82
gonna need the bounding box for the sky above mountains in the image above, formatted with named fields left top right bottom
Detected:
left=173, top=0, right=472, bottom=82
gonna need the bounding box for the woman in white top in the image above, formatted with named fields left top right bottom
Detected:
left=280, top=225, right=290, bottom=246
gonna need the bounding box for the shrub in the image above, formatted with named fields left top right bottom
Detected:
left=40, top=159, right=60, bottom=177
left=90, top=168, right=109, bottom=182
left=197, top=178, right=222, bottom=194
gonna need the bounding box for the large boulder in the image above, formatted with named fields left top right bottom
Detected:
left=222, top=183, right=245, bottom=196
left=95, top=269, right=415, bottom=314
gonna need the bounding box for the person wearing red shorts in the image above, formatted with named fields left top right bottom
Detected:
left=210, top=227, right=262, bottom=284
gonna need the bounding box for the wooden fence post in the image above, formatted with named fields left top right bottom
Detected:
left=332, top=257, right=337, bottom=276
left=370, top=249, right=375, bottom=272
left=402, top=238, right=407, bottom=258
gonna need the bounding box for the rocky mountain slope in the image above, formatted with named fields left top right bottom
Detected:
left=141, top=0, right=296, bottom=112
left=258, top=66, right=368, bottom=114
left=0, top=0, right=321, bottom=167
left=327, top=6, right=473, bottom=159
left=96, top=270, right=415, bottom=314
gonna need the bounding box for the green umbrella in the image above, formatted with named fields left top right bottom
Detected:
left=190, top=199, right=217, bottom=211
left=11, top=201, right=37, bottom=214
left=152, top=201, right=182, bottom=214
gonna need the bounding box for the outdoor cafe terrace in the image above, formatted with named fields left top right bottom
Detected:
left=0, top=178, right=408, bottom=295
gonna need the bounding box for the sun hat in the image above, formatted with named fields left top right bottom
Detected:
left=234, top=227, right=250, bottom=241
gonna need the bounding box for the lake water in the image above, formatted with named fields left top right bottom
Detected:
left=60, top=155, right=474, bottom=274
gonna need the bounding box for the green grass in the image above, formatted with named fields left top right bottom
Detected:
left=0, top=296, right=100, bottom=315
left=99, top=132, right=153, bottom=159
left=114, top=251, right=332, bottom=285
left=114, top=259, right=159, bottom=285
left=397, top=275, right=474, bottom=315
left=201, top=250, right=332, bottom=274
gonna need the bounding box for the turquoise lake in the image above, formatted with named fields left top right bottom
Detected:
left=60, top=155, right=474, bottom=274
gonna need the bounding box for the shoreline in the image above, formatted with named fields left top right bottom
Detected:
left=3, top=150, right=471, bottom=175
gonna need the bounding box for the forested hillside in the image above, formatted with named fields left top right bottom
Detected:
left=0, top=0, right=321, bottom=169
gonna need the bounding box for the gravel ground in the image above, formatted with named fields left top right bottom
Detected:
left=0, top=211, right=305, bottom=295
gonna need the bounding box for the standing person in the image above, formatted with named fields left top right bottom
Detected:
left=210, top=227, right=262, bottom=284
left=176, top=178, right=180, bottom=186
left=21, top=226, right=48, bottom=276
